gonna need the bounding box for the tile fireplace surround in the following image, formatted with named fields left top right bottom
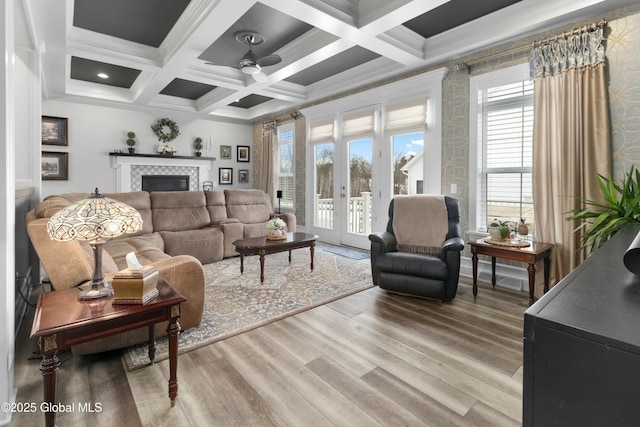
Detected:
left=110, top=154, right=215, bottom=192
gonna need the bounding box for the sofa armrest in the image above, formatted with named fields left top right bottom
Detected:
left=368, top=231, right=396, bottom=286
left=368, top=231, right=397, bottom=254
left=442, top=236, right=465, bottom=253
left=106, top=254, right=205, bottom=331
left=276, top=213, right=296, bottom=233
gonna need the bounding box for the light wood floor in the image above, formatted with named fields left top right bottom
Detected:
left=10, top=278, right=528, bottom=427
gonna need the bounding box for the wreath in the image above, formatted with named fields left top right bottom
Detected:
left=151, top=118, right=180, bottom=143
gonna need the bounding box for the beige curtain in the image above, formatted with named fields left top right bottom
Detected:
left=530, top=22, right=611, bottom=281
left=260, top=121, right=277, bottom=199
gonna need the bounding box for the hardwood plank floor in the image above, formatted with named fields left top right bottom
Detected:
left=9, top=278, right=528, bottom=427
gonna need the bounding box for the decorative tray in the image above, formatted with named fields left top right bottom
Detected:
left=266, top=234, right=288, bottom=241
left=484, top=237, right=531, bottom=248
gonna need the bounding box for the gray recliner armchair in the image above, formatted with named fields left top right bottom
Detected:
left=368, top=195, right=464, bottom=301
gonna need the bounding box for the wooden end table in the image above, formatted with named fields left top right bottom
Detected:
left=469, top=239, right=554, bottom=306
left=30, top=279, right=186, bottom=427
left=233, top=232, right=319, bottom=283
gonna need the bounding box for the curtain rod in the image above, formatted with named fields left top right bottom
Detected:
left=261, top=110, right=300, bottom=125
left=533, top=18, right=607, bottom=47
left=466, top=19, right=607, bottom=67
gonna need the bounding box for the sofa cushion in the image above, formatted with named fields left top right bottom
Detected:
left=205, top=190, right=227, bottom=221
left=105, top=191, right=153, bottom=235
left=151, top=191, right=211, bottom=231
left=159, top=227, right=223, bottom=264
left=224, top=189, right=272, bottom=224
left=376, top=251, right=448, bottom=281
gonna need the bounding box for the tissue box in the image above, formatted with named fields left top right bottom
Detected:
left=112, top=265, right=159, bottom=304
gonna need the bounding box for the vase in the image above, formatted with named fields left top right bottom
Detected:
left=128, top=147, right=135, bottom=154
left=518, top=222, right=529, bottom=236
left=195, top=152, right=202, bottom=157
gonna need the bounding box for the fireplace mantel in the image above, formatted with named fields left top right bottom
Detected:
left=109, top=152, right=216, bottom=161
left=110, top=152, right=215, bottom=192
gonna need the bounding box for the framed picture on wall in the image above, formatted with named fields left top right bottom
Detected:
left=220, top=145, right=232, bottom=159
left=41, top=151, right=68, bottom=180
left=237, top=145, right=250, bottom=162
left=41, top=116, right=68, bottom=146
left=219, top=167, right=233, bottom=185
left=238, top=169, right=249, bottom=183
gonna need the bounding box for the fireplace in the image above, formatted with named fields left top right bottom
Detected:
left=142, top=175, right=190, bottom=192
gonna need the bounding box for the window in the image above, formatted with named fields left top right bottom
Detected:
left=276, top=123, right=294, bottom=210
left=470, top=64, right=534, bottom=233
left=385, top=99, right=426, bottom=195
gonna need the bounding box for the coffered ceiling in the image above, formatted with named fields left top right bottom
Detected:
left=22, top=0, right=634, bottom=122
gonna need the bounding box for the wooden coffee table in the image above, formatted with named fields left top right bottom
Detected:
left=469, top=238, right=554, bottom=306
left=30, top=279, right=186, bottom=427
left=233, top=232, right=319, bottom=283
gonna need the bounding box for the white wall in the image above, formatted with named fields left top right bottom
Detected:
left=41, top=100, right=253, bottom=198
left=1, top=0, right=16, bottom=424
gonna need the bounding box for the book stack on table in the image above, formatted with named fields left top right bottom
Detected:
left=111, top=265, right=159, bottom=304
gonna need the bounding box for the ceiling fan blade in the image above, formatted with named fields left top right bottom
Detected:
left=257, top=54, right=281, bottom=67
left=252, top=71, right=268, bottom=82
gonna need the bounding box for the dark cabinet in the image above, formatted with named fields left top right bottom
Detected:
left=523, top=223, right=640, bottom=426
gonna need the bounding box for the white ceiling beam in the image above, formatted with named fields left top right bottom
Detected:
left=132, top=0, right=258, bottom=105
left=66, top=28, right=162, bottom=71
left=358, top=0, right=450, bottom=34
left=260, top=0, right=423, bottom=66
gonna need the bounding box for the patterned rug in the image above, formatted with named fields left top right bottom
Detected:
left=121, top=249, right=373, bottom=371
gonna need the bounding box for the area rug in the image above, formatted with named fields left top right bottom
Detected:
left=321, top=245, right=370, bottom=260
left=121, top=250, right=373, bottom=371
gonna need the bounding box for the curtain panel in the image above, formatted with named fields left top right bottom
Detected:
left=260, top=121, right=277, bottom=199
left=529, top=22, right=611, bottom=281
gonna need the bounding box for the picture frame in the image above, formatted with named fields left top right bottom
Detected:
left=41, top=116, right=68, bottom=146
left=220, top=145, right=232, bottom=160
left=237, top=145, right=250, bottom=162
left=41, top=151, right=69, bottom=180
left=238, top=169, right=249, bottom=183
left=219, top=167, right=233, bottom=185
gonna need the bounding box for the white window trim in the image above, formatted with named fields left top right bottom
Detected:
left=277, top=122, right=295, bottom=210
left=469, top=63, right=530, bottom=238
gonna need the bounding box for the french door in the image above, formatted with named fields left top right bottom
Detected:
left=312, top=138, right=375, bottom=249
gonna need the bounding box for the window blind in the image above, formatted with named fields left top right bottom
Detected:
left=342, top=110, right=375, bottom=139
left=385, top=98, right=426, bottom=133
left=480, top=80, right=534, bottom=228
left=308, top=119, right=334, bottom=143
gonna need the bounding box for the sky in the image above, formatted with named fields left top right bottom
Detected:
left=348, top=132, right=424, bottom=162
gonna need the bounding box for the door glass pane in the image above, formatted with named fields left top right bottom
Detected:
left=392, top=132, right=424, bottom=195
left=348, top=138, right=372, bottom=235
left=315, top=143, right=334, bottom=229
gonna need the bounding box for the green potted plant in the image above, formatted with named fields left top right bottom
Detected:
left=126, top=131, right=136, bottom=154
left=488, top=219, right=510, bottom=240
left=194, top=137, right=203, bottom=157
left=567, top=166, right=640, bottom=252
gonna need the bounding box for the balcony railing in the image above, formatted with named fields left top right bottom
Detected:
left=315, top=192, right=372, bottom=234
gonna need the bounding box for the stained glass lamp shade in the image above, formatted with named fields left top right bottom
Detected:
left=47, top=188, right=143, bottom=300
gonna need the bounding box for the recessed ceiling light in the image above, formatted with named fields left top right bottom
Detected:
left=97, top=73, right=109, bottom=79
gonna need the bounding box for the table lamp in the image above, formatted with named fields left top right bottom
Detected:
left=47, top=188, right=143, bottom=300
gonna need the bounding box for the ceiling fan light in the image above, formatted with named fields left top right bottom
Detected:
left=240, top=63, right=261, bottom=75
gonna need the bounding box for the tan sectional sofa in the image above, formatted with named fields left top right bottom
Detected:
left=26, top=188, right=296, bottom=355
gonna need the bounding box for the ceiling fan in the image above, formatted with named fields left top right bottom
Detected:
left=233, top=30, right=282, bottom=82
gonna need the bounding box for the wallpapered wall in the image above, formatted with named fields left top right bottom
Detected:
left=254, top=3, right=640, bottom=236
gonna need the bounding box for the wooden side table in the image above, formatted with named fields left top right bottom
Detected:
left=469, top=239, right=554, bottom=306
left=30, top=279, right=186, bottom=427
